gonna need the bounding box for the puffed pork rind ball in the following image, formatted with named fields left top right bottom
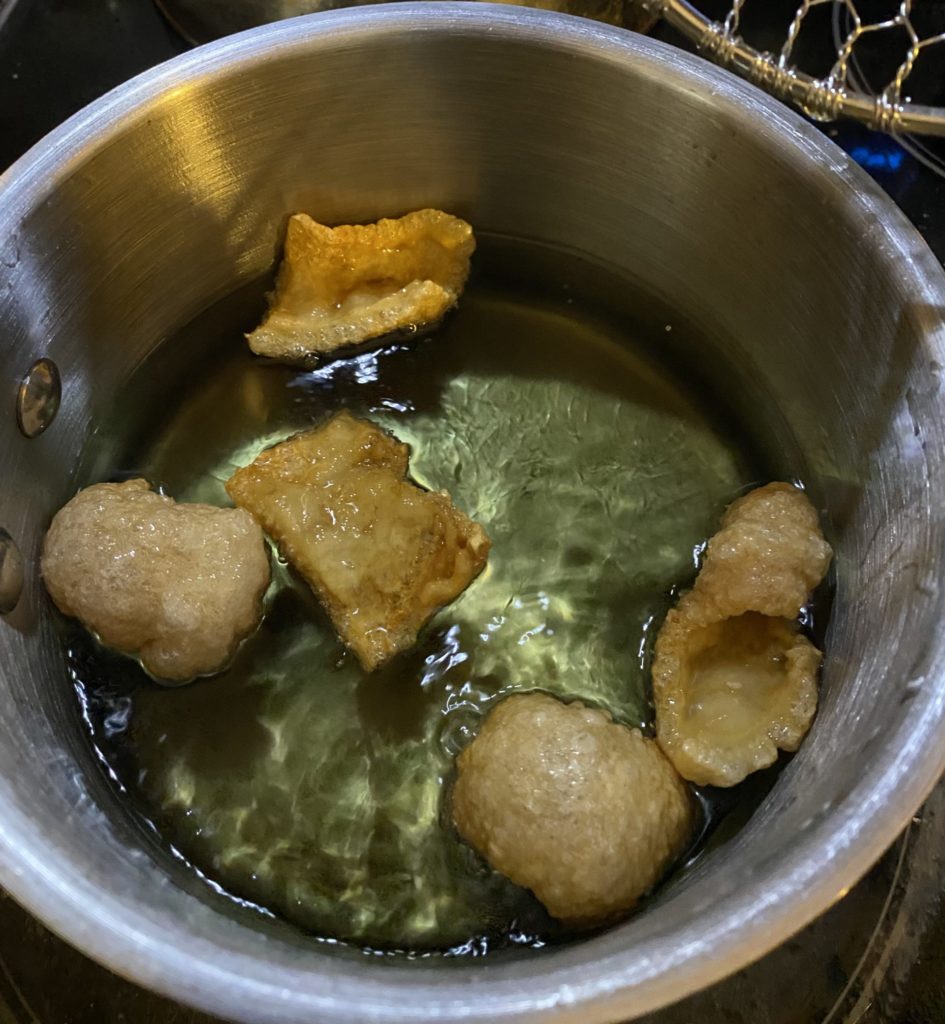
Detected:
left=42, top=479, right=271, bottom=682
left=246, top=209, right=475, bottom=365
left=452, top=692, right=695, bottom=926
left=653, top=483, right=832, bottom=788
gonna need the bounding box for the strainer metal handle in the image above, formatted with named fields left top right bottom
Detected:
left=647, top=0, right=945, bottom=137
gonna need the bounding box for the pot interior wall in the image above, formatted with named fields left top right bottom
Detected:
left=0, top=10, right=943, bottom=1023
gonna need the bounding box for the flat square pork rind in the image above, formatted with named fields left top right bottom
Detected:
left=226, top=412, right=490, bottom=671
left=246, top=209, right=475, bottom=365
left=652, top=483, right=832, bottom=787
left=41, top=479, right=271, bottom=682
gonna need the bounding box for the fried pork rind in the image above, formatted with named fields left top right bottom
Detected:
left=226, top=411, right=490, bottom=671
left=453, top=692, right=694, bottom=926
left=653, top=483, right=832, bottom=787
left=246, top=209, right=475, bottom=365
left=41, top=479, right=271, bottom=682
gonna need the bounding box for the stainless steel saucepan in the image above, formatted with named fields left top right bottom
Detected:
left=2, top=6, right=945, bottom=1022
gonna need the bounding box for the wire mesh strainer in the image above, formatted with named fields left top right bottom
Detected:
left=646, top=0, right=945, bottom=136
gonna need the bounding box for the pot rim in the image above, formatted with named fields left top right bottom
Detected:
left=2, top=5, right=945, bottom=1022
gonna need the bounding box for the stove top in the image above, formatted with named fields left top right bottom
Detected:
left=2, top=2, right=945, bottom=1022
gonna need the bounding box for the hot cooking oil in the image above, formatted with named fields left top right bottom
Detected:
left=66, top=235, right=776, bottom=954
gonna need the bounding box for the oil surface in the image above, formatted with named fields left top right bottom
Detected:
left=69, top=237, right=765, bottom=954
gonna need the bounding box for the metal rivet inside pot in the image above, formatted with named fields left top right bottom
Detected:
left=17, top=358, right=61, bottom=438
left=0, top=529, right=24, bottom=614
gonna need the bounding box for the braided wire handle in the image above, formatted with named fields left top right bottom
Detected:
left=643, top=0, right=945, bottom=136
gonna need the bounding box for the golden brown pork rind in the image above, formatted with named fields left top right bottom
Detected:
left=226, top=412, right=490, bottom=671
left=41, top=479, right=271, bottom=682
left=247, top=209, right=475, bottom=365
left=653, top=483, right=832, bottom=788
left=686, top=482, right=833, bottom=623
left=453, top=692, right=694, bottom=926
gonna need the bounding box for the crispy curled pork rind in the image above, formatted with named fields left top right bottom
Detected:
left=687, top=482, right=833, bottom=623
left=453, top=692, right=694, bottom=926
left=41, top=479, right=271, bottom=682
left=653, top=483, right=832, bottom=787
left=246, top=209, right=475, bottom=364
left=653, top=611, right=822, bottom=787
left=226, top=411, right=490, bottom=671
